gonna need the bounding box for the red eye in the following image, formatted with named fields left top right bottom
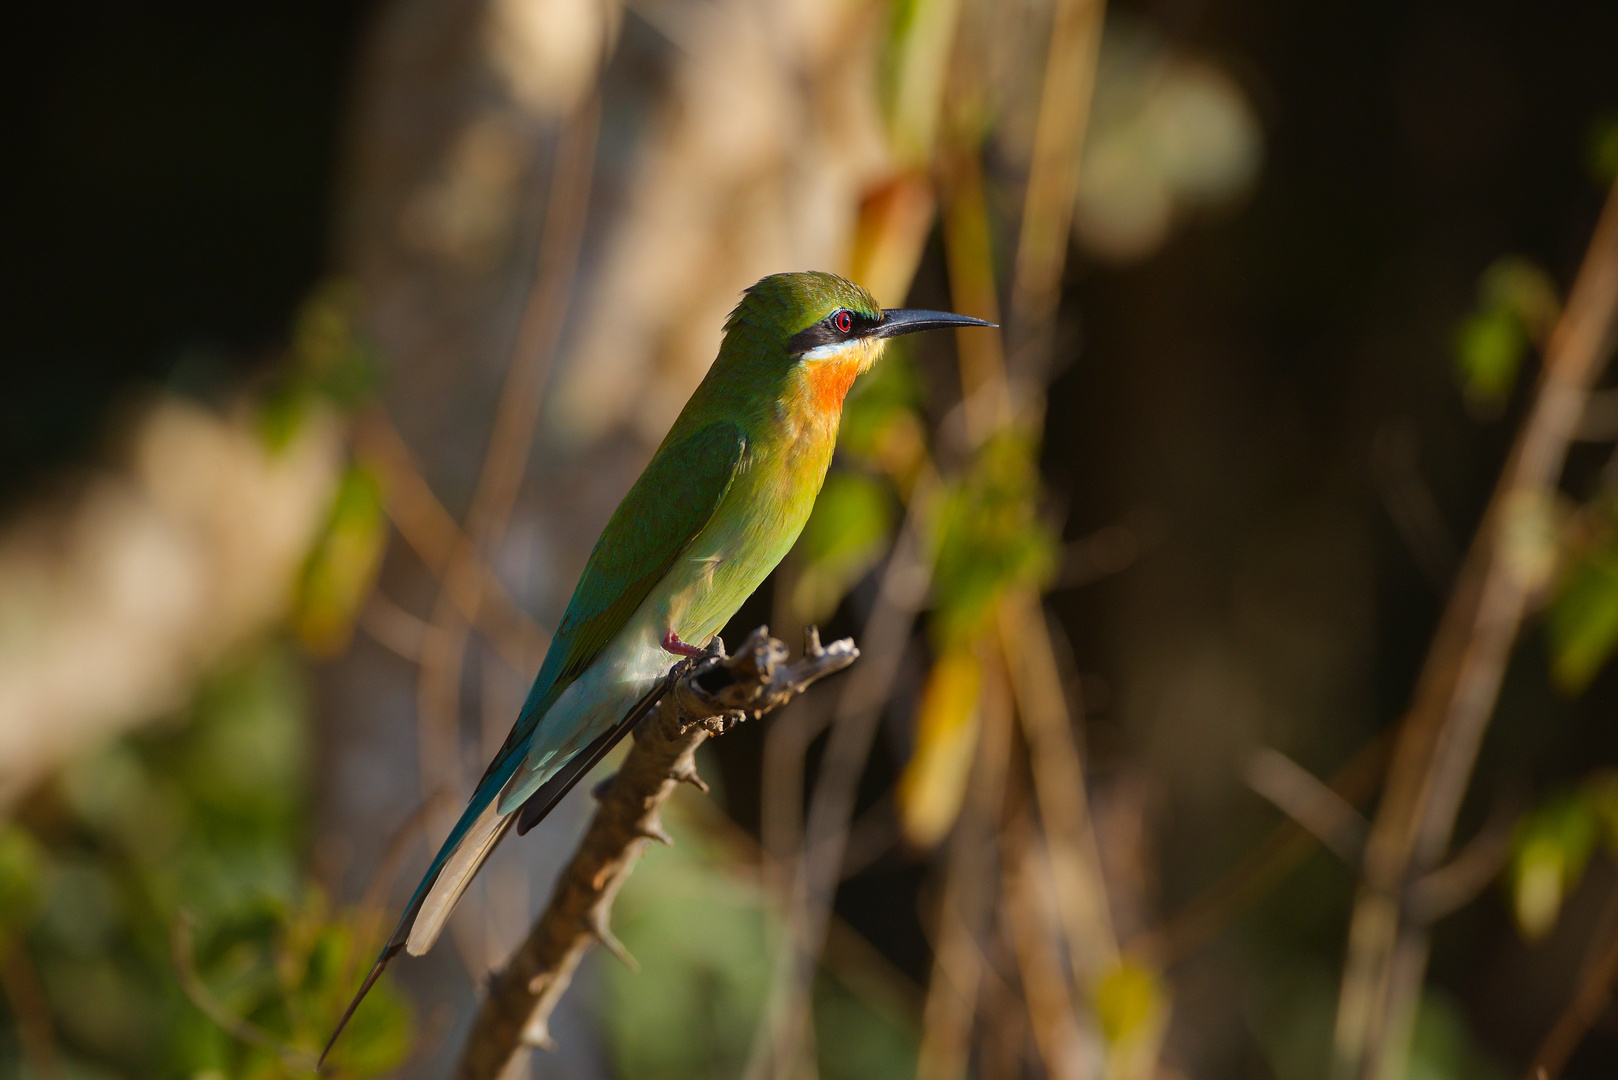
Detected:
left=834, top=310, right=853, bottom=334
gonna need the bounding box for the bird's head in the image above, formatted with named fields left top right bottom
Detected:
left=720, top=271, right=994, bottom=417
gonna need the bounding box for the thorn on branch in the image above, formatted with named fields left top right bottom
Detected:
left=671, top=767, right=710, bottom=793
left=589, top=911, right=639, bottom=972
left=636, top=819, right=674, bottom=846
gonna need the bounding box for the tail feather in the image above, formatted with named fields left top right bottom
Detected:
left=322, top=755, right=522, bottom=1064
left=406, top=800, right=512, bottom=956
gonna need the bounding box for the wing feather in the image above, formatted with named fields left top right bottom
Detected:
left=494, top=421, right=747, bottom=769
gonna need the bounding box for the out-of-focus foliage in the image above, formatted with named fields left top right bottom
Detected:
left=1509, top=791, right=1598, bottom=941
left=896, top=643, right=981, bottom=848
left=836, top=347, right=927, bottom=480
left=791, top=473, right=897, bottom=626
left=881, top=0, right=964, bottom=165
left=929, top=430, right=1058, bottom=646
left=1590, top=113, right=1618, bottom=183
left=1548, top=502, right=1618, bottom=692
left=1506, top=771, right=1618, bottom=941
left=1452, top=257, right=1560, bottom=416
left=1095, top=959, right=1168, bottom=1074
left=0, top=272, right=402, bottom=1074
left=1074, top=20, right=1262, bottom=262
left=5, top=646, right=410, bottom=1078
left=261, top=283, right=375, bottom=453
left=607, top=803, right=915, bottom=1080
left=293, top=464, right=388, bottom=656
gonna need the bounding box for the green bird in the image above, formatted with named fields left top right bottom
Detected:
left=325, top=270, right=991, bottom=1054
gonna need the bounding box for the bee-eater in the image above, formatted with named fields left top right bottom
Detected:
left=326, top=270, right=992, bottom=1054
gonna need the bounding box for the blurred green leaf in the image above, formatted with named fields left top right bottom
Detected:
left=1589, top=112, right=1618, bottom=184
left=930, top=429, right=1057, bottom=645
left=293, top=463, right=388, bottom=656
left=1453, top=256, right=1561, bottom=415
left=259, top=280, right=375, bottom=452
left=1547, top=541, right=1618, bottom=694
left=1453, top=306, right=1526, bottom=414
left=838, top=344, right=925, bottom=472
left=1479, top=257, right=1560, bottom=341
left=1405, top=990, right=1512, bottom=1080
left=0, top=823, right=44, bottom=929
left=896, top=644, right=981, bottom=849
left=1508, top=791, right=1598, bottom=940
left=1095, top=959, right=1166, bottom=1048
left=791, top=471, right=897, bottom=624
left=881, top=0, right=964, bottom=164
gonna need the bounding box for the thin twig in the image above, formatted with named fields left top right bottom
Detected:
left=1242, top=746, right=1370, bottom=867
left=997, top=591, right=1119, bottom=983
left=452, top=628, right=858, bottom=1080
left=742, top=496, right=935, bottom=1080
left=352, top=410, right=548, bottom=672
left=1130, top=731, right=1391, bottom=969
left=0, top=933, right=56, bottom=1080
left=1007, top=0, right=1107, bottom=379
left=1000, top=810, right=1088, bottom=1080
left=172, top=912, right=320, bottom=1075
left=1334, top=178, right=1618, bottom=1080
left=915, top=647, right=1016, bottom=1080
left=1526, top=875, right=1618, bottom=1080
left=413, top=100, right=597, bottom=976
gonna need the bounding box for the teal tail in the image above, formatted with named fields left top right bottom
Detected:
left=320, top=676, right=673, bottom=1064
left=321, top=752, right=521, bottom=1065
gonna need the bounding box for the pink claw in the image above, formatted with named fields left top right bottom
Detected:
left=661, top=630, right=706, bottom=658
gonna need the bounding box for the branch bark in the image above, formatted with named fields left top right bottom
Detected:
left=1333, top=178, right=1618, bottom=1080
left=452, top=627, right=858, bottom=1080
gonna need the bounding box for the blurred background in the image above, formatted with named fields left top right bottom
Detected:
left=5, top=0, right=1618, bottom=1078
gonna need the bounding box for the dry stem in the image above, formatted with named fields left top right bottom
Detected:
left=452, top=627, right=857, bottom=1080
left=1333, top=178, right=1618, bottom=1080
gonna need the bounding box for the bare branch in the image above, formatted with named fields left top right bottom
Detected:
left=1334, top=177, right=1618, bottom=1080
left=451, top=627, right=857, bottom=1080
left=1243, top=746, right=1370, bottom=866
left=1526, top=878, right=1618, bottom=1080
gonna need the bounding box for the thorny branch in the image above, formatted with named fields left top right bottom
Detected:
left=452, top=627, right=858, bottom=1080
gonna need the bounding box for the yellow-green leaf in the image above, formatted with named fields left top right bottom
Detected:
left=1508, top=793, right=1597, bottom=940
left=1548, top=546, right=1618, bottom=693
left=791, top=472, right=897, bottom=624
left=293, top=464, right=389, bottom=656
left=897, top=645, right=982, bottom=849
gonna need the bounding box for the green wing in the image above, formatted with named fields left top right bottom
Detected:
left=499, top=421, right=748, bottom=759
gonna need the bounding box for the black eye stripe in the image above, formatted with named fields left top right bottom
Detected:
left=787, top=309, right=880, bottom=355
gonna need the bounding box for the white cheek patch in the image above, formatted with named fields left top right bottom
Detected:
left=798, top=339, right=865, bottom=362
left=798, top=337, right=884, bottom=374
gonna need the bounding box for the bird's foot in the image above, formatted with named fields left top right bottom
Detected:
left=661, top=630, right=707, bottom=658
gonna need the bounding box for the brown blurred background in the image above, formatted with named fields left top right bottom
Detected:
left=5, top=1, right=1618, bottom=1079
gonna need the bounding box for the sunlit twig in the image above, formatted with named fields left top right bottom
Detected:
left=1334, top=177, right=1618, bottom=1080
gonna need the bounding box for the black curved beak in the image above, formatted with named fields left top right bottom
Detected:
left=870, top=308, right=997, bottom=338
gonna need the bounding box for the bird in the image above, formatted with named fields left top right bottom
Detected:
left=324, top=270, right=993, bottom=1057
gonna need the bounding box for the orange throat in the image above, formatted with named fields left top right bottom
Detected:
left=800, top=337, right=883, bottom=419
left=808, top=357, right=861, bottom=414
